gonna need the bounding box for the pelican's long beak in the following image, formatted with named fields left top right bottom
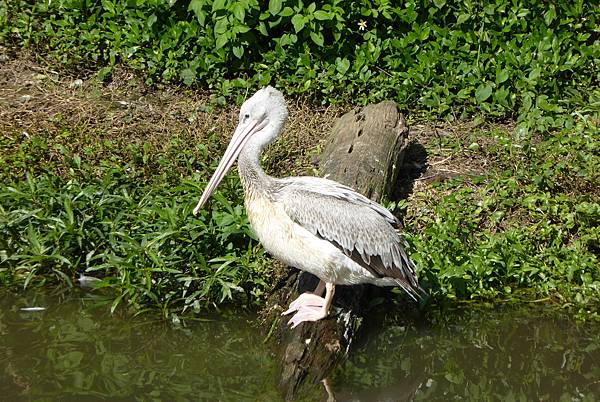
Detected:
left=192, top=118, right=264, bottom=215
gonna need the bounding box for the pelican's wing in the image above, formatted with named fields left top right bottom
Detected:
left=277, top=176, right=422, bottom=299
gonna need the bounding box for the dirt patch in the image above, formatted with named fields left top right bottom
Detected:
left=0, top=51, right=506, bottom=196
left=0, top=53, right=350, bottom=182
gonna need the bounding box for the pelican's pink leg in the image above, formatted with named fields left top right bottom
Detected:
left=285, top=283, right=335, bottom=328
left=282, top=280, right=327, bottom=315
left=313, top=280, right=326, bottom=296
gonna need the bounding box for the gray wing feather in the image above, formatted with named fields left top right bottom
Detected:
left=277, top=176, right=422, bottom=298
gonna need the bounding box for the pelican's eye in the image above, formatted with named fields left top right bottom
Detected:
left=243, top=113, right=250, bottom=122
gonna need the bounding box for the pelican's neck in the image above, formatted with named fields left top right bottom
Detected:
left=237, top=141, right=272, bottom=197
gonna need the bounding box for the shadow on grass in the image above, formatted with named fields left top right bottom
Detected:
left=394, top=139, right=429, bottom=202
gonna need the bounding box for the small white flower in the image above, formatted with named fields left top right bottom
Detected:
left=358, top=20, right=367, bottom=31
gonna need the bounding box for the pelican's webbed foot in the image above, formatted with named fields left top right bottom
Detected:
left=282, top=281, right=335, bottom=329
left=282, top=292, right=328, bottom=328
left=283, top=292, right=325, bottom=315
left=286, top=305, right=328, bottom=328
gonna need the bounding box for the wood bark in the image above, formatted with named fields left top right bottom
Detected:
left=269, top=101, right=411, bottom=400
left=320, top=100, right=409, bottom=201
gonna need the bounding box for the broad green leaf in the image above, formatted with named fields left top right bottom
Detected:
left=457, top=13, right=469, bottom=24
left=258, top=22, right=268, bottom=35
left=214, top=17, right=228, bottom=34
left=544, top=5, right=556, bottom=25
left=188, top=0, right=205, bottom=24
left=291, top=14, right=305, bottom=32
left=494, top=87, right=510, bottom=105
left=215, top=34, right=228, bottom=49
left=268, top=0, right=282, bottom=16
left=279, top=7, right=294, bottom=17
left=146, top=14, right=157, bottom=28
left=232, top=46, right=244, bottom=58
left=475, top=84, right=493, bottom=103
left=212, top=0, right=226, bottom=12
left=232, top=24, right=251, bottom=34
left=419, top=26, right=430, bottom=41
left=335, top=57, right=350, bottom=74
left=528, top=68, right=541, bottom=81
left=313, top=10, right=330, bottom=21
left=457, top=87, right=471, bottom=99
left=180, top=68, right=195, bottom=86
left=496, top=70, right=509, bottom=84
left=310, top=31, right=324, bottom=47
left=101, top=0, right=115, bottom=14
left=232, top=4, right=245, bottom=22
left=522, top=93, right=533, bottom=111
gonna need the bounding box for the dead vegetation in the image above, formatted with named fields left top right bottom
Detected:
left=0, top=54, right=349, bottom=183
left=0, top=53, right=507, bottom=189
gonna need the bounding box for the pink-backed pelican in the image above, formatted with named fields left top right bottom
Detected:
left=193, top=86, right=422, bottom=328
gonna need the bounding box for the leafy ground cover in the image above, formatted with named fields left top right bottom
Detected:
left=0, top=0, right=598, bottom=320
left=1, top=55, right=597, bottom=321
left=0, top=57, right=343, bottom=320
left=1, top=0, right=598, bottom=129
left=405, top=120, right=599, bottom=319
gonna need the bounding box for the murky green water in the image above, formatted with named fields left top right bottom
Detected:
left=332, top=307, right=600, bottom=402
left=2, top=289, right=599, bottom=401
left=0, top=289, right=279, bottom=401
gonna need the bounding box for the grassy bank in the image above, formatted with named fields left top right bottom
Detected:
left=1, top=57, right=598, bottom=321
left=0, top=59, right=344, bottom=320
left=0, top=0, right=598, bottom=320
left=406, top=121, right=599, bottom=319
left=0, top=68, right=272, bottom=317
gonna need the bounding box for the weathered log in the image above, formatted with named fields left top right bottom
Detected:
left=320, top=101, right=409, bottom=201
left=270, top=101, right=411, bottom=400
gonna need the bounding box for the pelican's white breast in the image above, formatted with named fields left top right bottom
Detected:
left=244, top=194, right=376, bottom=285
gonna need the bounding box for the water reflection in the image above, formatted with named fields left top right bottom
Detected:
left=1, top=290, right=599, bottom=401
left=332, top=307, right=600, bottom=401
left=0, top=289, right=279, bottom=401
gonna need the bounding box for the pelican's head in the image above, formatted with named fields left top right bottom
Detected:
left=239, top=86, right=288, bottom=144
left=192, top=86, right=288, bottom=215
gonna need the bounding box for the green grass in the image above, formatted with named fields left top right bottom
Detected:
left=1, top=115, right=597, bottom=319
left=0, top=165, right=271, bottom=321
left=0, top=94, right=274, bottom=321
left=404, top=119, right=599, bottom=319
left=0, top=0, right=598, bottom=319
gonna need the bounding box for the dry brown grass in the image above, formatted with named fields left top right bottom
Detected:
left=0, top=53, right=348, bottom=181
left=0, top=51, right=511, bottom=190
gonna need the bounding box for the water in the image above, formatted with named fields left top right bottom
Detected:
left=332, top=307, right=600, bottom=402
left=1, top=289, right=599, bottom=401
left=0, top=289, right=279, bottom=401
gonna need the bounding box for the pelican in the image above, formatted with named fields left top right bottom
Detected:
left=193, top=86, right=422, bottom=328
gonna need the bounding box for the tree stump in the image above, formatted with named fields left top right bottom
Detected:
left=270, top=101, right=411, bottom=400
left=320, top=101, right=409, bottom=201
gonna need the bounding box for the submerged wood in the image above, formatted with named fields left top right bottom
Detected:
left=269, top=101, right=411, bottom=400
